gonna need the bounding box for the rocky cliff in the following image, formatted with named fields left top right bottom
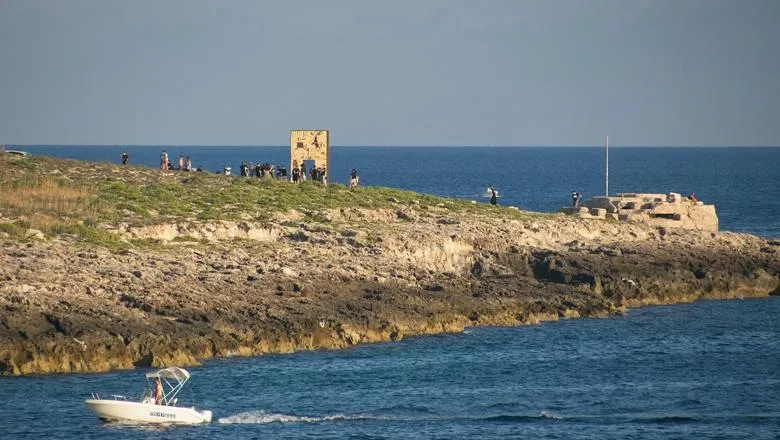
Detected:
left=1, top=155, right=778, bottom=375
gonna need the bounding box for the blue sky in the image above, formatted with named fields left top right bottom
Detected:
left=1, top=0, right=778, bottom=146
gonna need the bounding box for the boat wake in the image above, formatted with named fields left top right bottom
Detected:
left=218, top=409, right=780, bottom=425
left=218, top=410, right=568, bottom=425
left=217, top=410, right=379, bottom=425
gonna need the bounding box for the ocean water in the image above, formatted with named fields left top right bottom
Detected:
left=12, top=145, right=780, bottom=238
left=1, top=298, right=778, bottom=439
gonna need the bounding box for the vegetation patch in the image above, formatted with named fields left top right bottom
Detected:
left=0, top=154, right=547, bottom=250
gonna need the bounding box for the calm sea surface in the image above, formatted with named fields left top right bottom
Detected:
left=13, top=145, right=780, bottom=238
left=0, top=298, right=778, bottom=439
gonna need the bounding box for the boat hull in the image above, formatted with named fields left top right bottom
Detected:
left=85, top=399, right=212, bottom=424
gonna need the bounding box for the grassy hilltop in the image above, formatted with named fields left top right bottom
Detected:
left=0, top=154, right=541, bottom=249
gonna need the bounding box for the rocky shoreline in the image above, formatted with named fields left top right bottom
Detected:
left=0, top=157, right=778, bottom=376
left=2, top=209, right=777, bottom=376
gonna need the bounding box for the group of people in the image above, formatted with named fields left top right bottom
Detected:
left=159, top=151, right=199, bottom=172
left=237, top=161, right=288, bottom=178
left=290, top=162, right=329, bottom=184
left=141, top=151, right=361, bottom=186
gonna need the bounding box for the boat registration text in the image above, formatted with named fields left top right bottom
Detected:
left=150, top=411, right=176, bottom=419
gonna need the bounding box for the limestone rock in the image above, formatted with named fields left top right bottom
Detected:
left=25, top=229, right=45, bottom=240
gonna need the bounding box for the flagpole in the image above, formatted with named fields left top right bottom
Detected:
left=605, top=136, right=609, bottom=197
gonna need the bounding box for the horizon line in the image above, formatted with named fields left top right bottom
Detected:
left=6, top=144, right=780, bottom=148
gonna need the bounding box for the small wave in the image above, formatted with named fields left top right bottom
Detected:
left=630, top=415, right=701, bottom=424
left=217, top=410, right=379, bottom=425
left=483, top=412, right=565, bottom=423
left=375, top=404, right=434, bottom=414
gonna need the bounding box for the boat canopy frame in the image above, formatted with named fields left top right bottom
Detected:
left=145, top=367, right=191, bottom=406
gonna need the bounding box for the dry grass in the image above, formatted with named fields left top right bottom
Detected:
left=0, top=176, right=102, bottom=220
left=0, top=178, right=90, bottom=215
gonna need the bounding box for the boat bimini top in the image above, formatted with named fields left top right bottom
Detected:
left=145, top=367, right=191, bottom=406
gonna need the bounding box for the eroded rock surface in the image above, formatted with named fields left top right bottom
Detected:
left=1, top=210, right=778, bottom=375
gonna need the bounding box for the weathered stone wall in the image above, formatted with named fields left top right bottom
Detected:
left=290, top=129, right=329, bottom=180
left=560, top=193, right=719, bottom=232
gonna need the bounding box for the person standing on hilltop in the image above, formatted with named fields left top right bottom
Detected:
left=572, top=191, right=581, bottom=207
left=349, top=169, right=359, bottom=188
left=121, top=151, right=129, bottom=165
left=488, top=187, right=498, bottom=206
left=178, top=154, right=185, bottom=171
left=185, top=156, right=192, bottom=171
left=160, top=150, right=168, bottom=171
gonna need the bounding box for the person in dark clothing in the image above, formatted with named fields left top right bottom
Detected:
left=121, top=151, right=129, bottom=165
left=240, top=161, right=249, bottom=177
left=349, top=169, right=359, bottom=188
left=489, top=187, right=498, bottom=206
left=571, top=191, right=581, bottom=207
left=292, top=167, right=300, bottom=183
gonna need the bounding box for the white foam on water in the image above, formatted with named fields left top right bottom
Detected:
left=539, top=411, right=564, bottom=420
left=217, top=410, right=376, bottom=425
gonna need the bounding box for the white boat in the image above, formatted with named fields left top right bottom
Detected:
left=2, top=149, right=30, bottom=157
left=85, top=367, right=212, bottom=424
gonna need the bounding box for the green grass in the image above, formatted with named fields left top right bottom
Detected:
left=45, top=223, right=130, bottom=251
left=0, top=222, right=26, bottom=238
left=0, top=154, right=548, bottom=250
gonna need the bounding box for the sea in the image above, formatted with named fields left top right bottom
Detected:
left=1, top=146, right=778, bottom=439
left=0, top=299, right=778, bottom=439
